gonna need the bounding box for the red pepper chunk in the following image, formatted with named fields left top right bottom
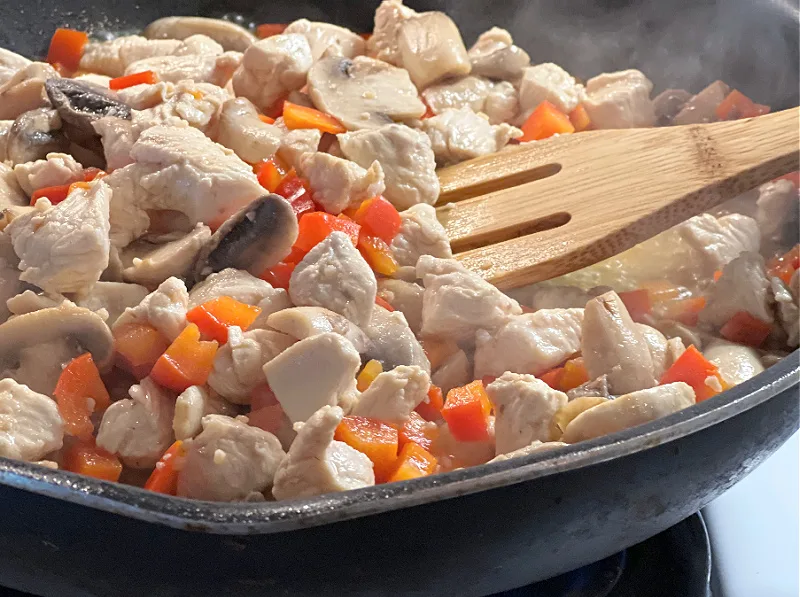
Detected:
left=374, top=296, right=395, bottom=312
left=351, top=197, right=402, bottom=244
left=618, top=289, right=652, bottom=323
left=109, top=70, right=157, bottom=90
left=659, top=345, right=726, bottom=402
left=144, top=440, right=186, bottom=495
left=715, top=90, right=770, bottom=121
left=186, top=296, right=262, bottom=344
left=335, top=416, right=399, bottom=483
left=283, top=101, right=346, bottom=135
left=386, top=442, right=438, bottom=483
left=358, top=234, right=399, bottom=276
left=399, top=411, right=440, bottom=452
left=719, top=311, right=773, bottom=348
left=274, top=169, right=308, bottom=202
left=519, top=101, right=575, bottom=142
left=415, top=385, right=444, bottom=422
left=260, top=261, right=296, bottom=290
left=62, top=438, right=122, bottom=482
left=113, top=323, right=170, bottom=380
left=539, top=367, right=565, bottom=390
left=442, top=380, right=492, bottom=442
left=30, top=183, right=72, bottom=205
left=150, top=324, right=218, bottom=393
left=294, top=212, right=360, bottom=253
left=256, top=159, right=285, bottom=192
left=46, top=28, right=88, bottom=73
left=256, top=23, right=288, bottom=38
left=53, top=353, right=111, bottom=440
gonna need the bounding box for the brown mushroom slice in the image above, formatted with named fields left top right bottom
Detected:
left=307, top=56, right=426, bottom=130
left=652, top=88, right=691, bottom=126
left=7, top=109, right=69, bottom=165
left=144, top=17, right=256, bottom=52
left=122, top=225, right=212, bottom=289
left=0, top=62, right=59, bottom=121
left=193, top=194, right=298, bottom=282
left=396, top=12, right=471, bottom=89
left=672, top=80, right=730, bottom=125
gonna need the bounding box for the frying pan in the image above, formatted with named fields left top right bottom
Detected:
left=1, top=1, right=799, bottom=595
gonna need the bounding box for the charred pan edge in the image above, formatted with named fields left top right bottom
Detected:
left=0, top=352, right=797, bottom=534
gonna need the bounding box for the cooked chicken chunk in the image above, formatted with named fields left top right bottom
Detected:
left=756, top=179, right=799, bottom=249
left=0, top=236, right=22, bottom=324
left=511, top=284, right=592, bottom=311
left=583, top=69, right=655, bottom=129
left=132, top=80, right=232, bottom=138
left=96, top=377, right=175, bottom=468
left=173, top=385, right=236, bottom=441
left=232, top=34, right=313, bottom=113
left=6, top=180, right=110, bottom=294
left=74, top=281, right=150, bottom=326
left=217, top=97, right=283, bottom=164
left=488, top=440, right=568, bottom=463
left=80, top=36, right=183, bottom=77
left=352, top=365, right=430, bottom=424
left=772, top=275, right=799, bottom=347
left=267, top=306, right=370, bottom=353
left=338, top=124, right=439, bottom=209
left=368, top=0, right=418, bottom=65
left=422, top=108, right=521, bottom=166
left=0, top=378, right=63, bottom=461
left=275, top=126, right=322, bottom=170
left=272, top=405, right=375, bottom=500
left=704, top=338, right=766, bottom=386
left=0, top=62, right=59, bottom=121
left=13, top=152, right=83, bottom=197
left=208, top=327, right=295, bottom=404
left=637, top=323, right=671, bottom=379
left=113, top=276, right=188, bottom=341
left=468, top=27, right=530, bottom=81
left=0, top=48, right=31, bottom=84
left=474, top=308, right=584, bottom=378
left=177, top=414, right=285, bottom=502
left=421, top=76, right=519, bottom=125
left=121, top=225, right=211, bottom=289
left=417, top=256, right=522, bottom=343
left=677, top=213, right=760, bottom=276
left=296, top=152, right=385, bottom=214
left=284, top=19, right=366, bottom=61
left=561, top=382, right=695, bottom=443
left=289, top=231, right=377, bottom=327
left=0, top=162, right=28, bottom=209
left=699, top=252, right=773, bottom=328
left=431, top=349, right=471, bottom=395
left=126, top=51, right=241, bottom=87
left=363, top=305, right=431, bottom=373
left=376, top=279, right=424, bottom=334
left=263, top=332, right=361, bottom=423
left=582, top=291, right=658, bottom=394
left=390, top=203, right=452, bottom=267
left=518, top=63, right=585, bottom=118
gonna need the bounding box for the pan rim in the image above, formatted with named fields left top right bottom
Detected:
left=0, top=350, right=796, bottom=534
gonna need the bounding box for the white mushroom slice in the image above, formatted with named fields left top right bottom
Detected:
left=6, top=108, right=69, bottom=166
left=396, top=12, right=471, bottom=89
left=6, top=180, right=110, bottom=295
left=699, top=252, right=774, bottom=328
left=561, top=382, right=696, bottom=443
left=474, top=309, right=584, bottom=379
left=0, top=378, right=63, bottom=461
left=417, top=255, right=522, bottom=343
left=208, top=327, right=295, bottom=404
left=772, top=275, right=799, bottom=348
left=368, top=0, right=419, bottom=65
left=267, top=306, right=370, bottom=353
left=144, top=16, right=257, bottom=52
left=676, top=213, right=761, bottom=277
left=518, top=63, right=586, bottom=120
left=121, top=225, right=211, bottom=289
left=582, top=291, right=658, bottom=395
left=13, top=152, right=84, bottom=197
left=173, top=385, right=237, bottom=441
left=74, top=281, right=150, bottom=327
left=232, top=34, right=313, bottom=113
left=296, top=152, right=385, bottom=214
left=80, top=36, right=183, bottom=77
left=177, top=414, right=285, bottom=502
left=338, top=124, right=439, bottom=209
left=431, top=349, right=470, bottom=396
left=363, top=305, right=430, bottom=373
left=376, top=278, right=424, bottom=334
left=352, top=365, right=430, bottom=424
left=263, top=333, right=361, bottom=423
left=217, top=97, right=282, bottom=164
left=96, top=377, right=175, bottom=468
left=467, top=27, right=530, bottom=81
left=307, top=56, right=426, bottom=131
left=73, top=73, right=112, bottom=88
left=637, top=323, right=670, bottom=379
left=0, top=62, right=59, bottom=121
left=704, top=338, right=765, bottom=386
left=488, top=440, right=568, bottom=463
left=284, top=19, right=366, bottom=61
left=421, top=108, right=521, bottom=166
left=113, top=276, right=188, bottom=342
left=125, top=52, right=242, bottom=87
left=272, top=405, right=374, bottom=500
left=583, top=69, right=655, bottom=129
left=486, top=372, right=569, bottom=455
left=276, top=127, right=322, bottom=170
left=289, top=231, right=377, bottom=328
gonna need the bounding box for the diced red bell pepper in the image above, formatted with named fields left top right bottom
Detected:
left=715, top=90, right=770, bottom=120
left=719, top=311, right=773, bottom=348
left=294, top=212, right=361, bottom=253
left=30, top=183, right=72, bottom=206
left=83, top=167, right=105, bottom=182
left=386, top=442, right=438, bottom=482
left=441, top=380, right=492, bottom=442
left=186, top=296, right=262, bottom=344
left=260, top=261, right=296, bottom=290
left=46, top=28, right=88, bottom=73
left=659, top=345, right=726, bottom=402
left=335, top=416, right=399, bottom=483
left=539, top=367, right=565, bottom=390
left=144, top=440, right=186, bottom=495
left=767, top=245, right=800, bottom=285
left=776, top=172, right=799, bottom=188
left=274, top=169, right=308, bottom=202
left=256, top=23, right=288, bottom=38
left=618, top=289, right=652, bottom=323
left=374, top=296, right=395, bottom=312
left=660, top=296, right=707, bottom=327
left=109, top=70, right=157, bottom=90
left=415, top=385, right=444, bottom=422
left=150, top=324, right=218, bottom=393
left=519, top=101, right=575, bottom=142
left=62, top=438, right=122, bottom=482
left=358, top=234, right=399, bottom=276
left=399, top=411, right=440, bottom=451
left=256, top=159, right=286, bottom=192
left=248, top=384, right=286, bottom=433
left=283, top=101, right=346, bottom=135
left=351, top=196, right=402, bottom=244
left=54, top=353, right=111, bottom=440
left=113, top=323, right=170, bottom=380
left=290, top=194, right=317, bottom=219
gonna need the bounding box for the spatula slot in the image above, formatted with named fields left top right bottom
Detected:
left=450, top=211, right=571, bottom=253
left=438, top=162, right=562, bottom=203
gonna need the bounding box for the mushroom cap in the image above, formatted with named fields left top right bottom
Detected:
left=7, top=108, right=69, bottom=164
left=144, top=16, right=256, bottom=52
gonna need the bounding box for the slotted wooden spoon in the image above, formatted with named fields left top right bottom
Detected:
left=436, top=107, right=800, bottom=289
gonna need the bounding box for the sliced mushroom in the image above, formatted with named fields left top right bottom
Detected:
left=284, top=19, right=366, bottom=61
left=193, top=194, right=298, bottom=282
left=0, top=62, right=58, bottom=121
left=267, top=306, right=371, bottom=353
left=7, top=108, right=69, bottom=165
left=217, top=97, right=282, bottom=164
left=144, top=16, right=256, bottom=52
left=673, top=80, right=730, bottom=125
left=396, top=12, right=471, bottom=89
left=307, top=55, right=426, bottom=130
left=652, top=88, right=691, bottom=126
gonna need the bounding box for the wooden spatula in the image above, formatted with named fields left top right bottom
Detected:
left=436, top=107, right=800, bottom=290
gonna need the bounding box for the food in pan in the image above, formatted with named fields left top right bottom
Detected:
left=0, top=1, right=796, bottom=502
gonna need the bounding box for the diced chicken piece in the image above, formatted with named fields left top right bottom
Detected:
left=208, top=327, right=295, bottom=404
left=677, top=213, right=760, bottom=277
left=583, top=69, right=655, bottom=129
left=267, top=306, right=369, bottom=353
left=74, top=281, right=150, bottom=326
left=421, top=76, right=520, bottom=125
left=672, top=81, right=730, bottom=126
left=417, top=255, right=522, bottom=343
left=296, top=152, right=385, bottom=214
left=116, top=81, right=172, bottom=110
left=284, top=19, right=366, bottom=61
left=486, top=372, right=568, bottom=454
left=637, top=323, right=670, bottom=379
left=0, top=48, right=31, bottom=80
left=434, top=417, right=496, bottom=468
left=368, top=0, right=419, bottom=64
left=0, top=62, right=60, bottom=121
left=80, top=36, right=183, bottom=77
left=273, top=405, right=374, bottom=500
left=483, top=81, right=520, bottom=124
left=518, top=63, right=585, bottom=119
left=699, top=252, right=773, bottom=328
left=0, top=235, right=21, bottom=324
left=232, top=34, right=313, bottom=113
left=756, top=179, right=799, bottom=249
left=289, top=231, right=377, bottom=327
left=121, top=225, right=212, bottom=289
left=6, top=180, right=110, bottom=294
left=177, top=414, right=285, bottom=502
left=396, top=11, right=471, bottom=89
left=474, top=309, right=584, bottom=378
left=352, top=365, right=430, bottom=424
left=263, top=333, right=361, bottom=423
left=172, top=33, right=225, bottom=56
left=704, top=338, right=766, bottom=386
left=173, top=385, right=236, bottom=441
left=390, top=203, right=452, bottom=267
left=561, top=382, right=695, bottom=443
left=0, top=378, right=63, bottom=461
left=431, top=349, right=470, bottom=396
left=276, top=127, right=322, bottom=170
left=771, top=275, right=799, bottom=348
left=133, top=81, right=232, bottom=139
left=509, top=283, right=591, bottom=311
left=113, top=276, right=188, bottom=341
left=96, top=377, right=175, bottom=468
left=567, top=375, right=611, bottom=400
left=666, top=337, right=686, bottom=366
left=421, top=108, right=521, bottom=166
left=338, top=124, right=439, bottom=209
left=13, top=153, right=84, bottom=197
left=582, top=291, right=658, bottom=394
left=376, top=278, right=424, bottom=334
left=468, top=27, right=530, bottom=81
left=488, top=440, right=568, bottom=463
left=0, top=161, right=27, bottom=208
left=217, top=97, right=283, bottom=164
left=363, top=305, right=431, bottom=373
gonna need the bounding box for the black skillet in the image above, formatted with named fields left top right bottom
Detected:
left=0, top=0, right=798, bottom=595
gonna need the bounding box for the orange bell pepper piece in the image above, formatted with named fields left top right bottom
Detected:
left=335, top=416, right=399, bottom=483
left=53, top=353, right=111, bottom=440
left=386, top=442, right=438, bottom=482
left=63, top=438, right=123, bottom=482
left=719, top=311, right=773, bottom=348
left=150, top=324, right=218, bottom=393
left=415, top=384, right=444, bottom=422
left=399, top=411, right=440, bottom=451
left=358, top=234, right=399, bottom=276
left=256, top=23, right=288, bottom=38
left=356, top=359, right=384, bottom=392
left=659, top=296, right=707, bottom=327
left=559, top=357, right=589, bottom=392
left=568, top=104, right=592, bottom=132
left=715, top=90, right=770, bottom=121
left=109, top=70, right=157, bottom=90
left=258, top=114, right=276, bottom=124
left=113, top=323, right=170, bottom=380
left=767, top=245, right=800, bottom=285
left=144, top=440, right=186, bottom=495
left=618, top=289, right=652, bottom=323
left=374, top=296, right=395, bottom=311
left=283, top=101, right=346, bottom=135
left=256, top=159, right=286, bottom=192
left=420, top=339, right=460, bottom=370
left=294, top=212, right=361, bottom=253
left=539, top=367, right=565, bottom=390
left=441, top=380, right=492, bottom=442
left=351, top=197, right=402, bottom=244
left=519, top=101, right=575, bottom=142
left=640, top=279, right=686, bottom=303
left=186, top=296, right=262, bottom=344
left=46, top=28, right=88, bottom=73
left=659, top=345, right=726, bottom=402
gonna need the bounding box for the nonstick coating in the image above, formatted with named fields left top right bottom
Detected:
left=0, top=1, right=799, bottom=595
